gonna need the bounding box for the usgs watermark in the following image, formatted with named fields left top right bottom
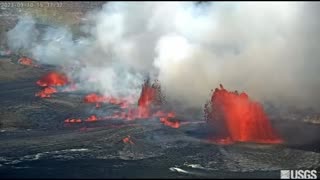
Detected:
left=281, top=170, right=317, bottom=179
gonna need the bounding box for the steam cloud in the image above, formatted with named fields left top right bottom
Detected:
left=7, top=2, right=320, bottom=110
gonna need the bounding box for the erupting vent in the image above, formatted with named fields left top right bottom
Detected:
left=64, top=78, right=180, bottom=129
left=137, top=78, right=165, bottom=118
left=36, top=72, right=69, bottom=87
left=204, top=84, right=283, bottom=144
left=35, top=71, right=69, bottom=98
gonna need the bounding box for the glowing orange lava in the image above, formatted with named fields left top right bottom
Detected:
left=160, top=117, right=180, bottom=128
left=102, top=79, right=178, bottom=125
left=18, top=57, right=35, bottom=66
left=65, top=115, right=100, bottom=124
left=65, top=79, right=179, bottom=129
left=204, top=84, right=283, bottom=144
left=36, top=71, right=69, bottom=87
left=35, top=71, right=69, bottom=98
left=137, top=80, right=157, bottom=118
left=35, top=86, right=57, bottom=98
left=83, top=93, right=131, bottom=108
left=64, top=118, right=82, bottom=123
left=123, top=135, right=134, bottom=144
left=85, top=115, right=98, bottom=122
left=84, top=93, right=106, bottom=103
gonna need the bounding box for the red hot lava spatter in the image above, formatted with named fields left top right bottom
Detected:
left=35, top=86, right=57, bottom=98
left=131, top=79, right=180, bottom=128
left=137, top=79, right=158, bottom=118
left=36, top=71, right=69, bottom=87
left=35, top=71, right=69, bottom=98
left=66, top=79, right=180, bottom=128
left=204, top=84, right=283, bottom=144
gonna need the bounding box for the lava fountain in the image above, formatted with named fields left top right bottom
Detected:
left=204, top=84, right=283, bottom=144
left=35, top=71, right=69, bottom=98
left=137, top=78, right=163, bottom=118
left=36, top=71, right=69, bottom=87
left=65, top=78, right=180, bottom=128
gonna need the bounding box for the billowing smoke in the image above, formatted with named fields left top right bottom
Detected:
left=7, top=16, right=39, bottom=53
left=7, top=2, right=320, bottom=110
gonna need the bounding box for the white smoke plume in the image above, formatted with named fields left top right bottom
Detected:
left=7, top=16, right=39, bottom=53
left=6, top=2, right=320, bottom=110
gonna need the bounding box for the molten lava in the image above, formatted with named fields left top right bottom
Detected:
left=204, top=84, right=283, bottom=144
left=64, top=118, right=82, bottom=123
left=36, top=71, right=69, bottom=87
left=84, top=93, right=106, bottom=103
left=18, top=57, right=35, bottom=66
left=85, top=115, right=98, bottom=122
left=83, top=93, right=132, bottom=108
left=137, top=79, right=164, bottom=118
left=35, top=86, right=57, bottom=98
left=65, top=79, right=179, bottom=129
left=123, top=136, right=134, bottom=144
left=83, top=93, right=106, bottom=108
left=138, top=80, right=157, bottom=106
left=160, top=117, right=180, bottom=128
left=35, top=71, right=69, bottom=98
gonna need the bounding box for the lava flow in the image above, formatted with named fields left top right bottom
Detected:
left=204, top=84, right=283, bottom=144
left=64, top=118, right=82, bottom=123
left=84, top=93, right=107, bottom=108
left=85, top=115, right=98, bottom=122
left=120, top=79, right=179, bottom=124
left=36, top=71, right=69, bottom=87
left=35, top=71, right=69, bottom=98
left=123, top=135, right=134, bottom=144
left=83, top=93, right=131, bottom=108
left=66, top=79, right=180, bottom=128
left=18, top=57, right=36, bottom=66
left=35, top=86, right=57, bottom=98
left=160, top=117, right=180, bottom=129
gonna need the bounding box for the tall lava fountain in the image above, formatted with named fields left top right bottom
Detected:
left=204, top=84, right=283, bottom=144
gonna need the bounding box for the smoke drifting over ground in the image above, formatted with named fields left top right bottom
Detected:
left=7, top=2, right=320, bottom=110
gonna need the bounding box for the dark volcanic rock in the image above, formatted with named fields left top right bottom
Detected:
left=0, top=58, right=319, bottom=178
